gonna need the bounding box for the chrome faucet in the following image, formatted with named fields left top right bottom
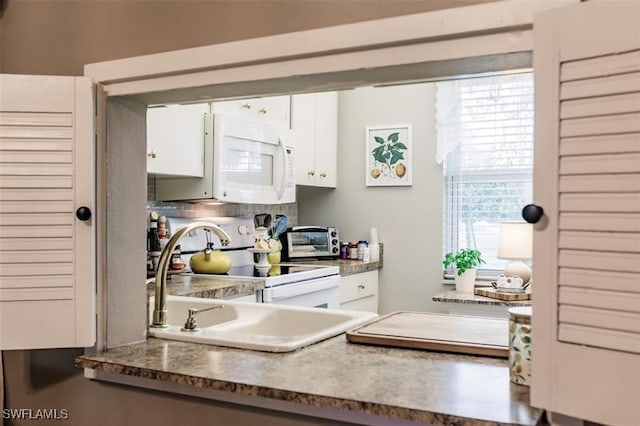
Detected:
left=150, top=221, right=232, bottom=328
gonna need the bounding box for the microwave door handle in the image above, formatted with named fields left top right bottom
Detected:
left=277, top=137, right=287, bottom=200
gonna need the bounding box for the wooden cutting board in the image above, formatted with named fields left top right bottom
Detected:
left=474, top=287, right=531, bottom=301
left=346, top=311, right=508, bottom=357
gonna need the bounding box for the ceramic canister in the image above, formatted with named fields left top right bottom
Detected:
left=508, top=306, right=532, bottom=386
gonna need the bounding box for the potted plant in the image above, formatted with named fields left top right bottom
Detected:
left=443, top=249, right=485, bottom=294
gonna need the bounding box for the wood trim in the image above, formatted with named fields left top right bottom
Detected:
left=84, top=0, right=576, bottom=84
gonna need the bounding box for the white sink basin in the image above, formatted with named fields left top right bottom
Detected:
left=149, top=295, right=378, bottom=352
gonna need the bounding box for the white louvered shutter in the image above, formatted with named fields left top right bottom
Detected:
left=0, top=75, right=95, bottom=350
left=532, top=3, right=640, bottom=425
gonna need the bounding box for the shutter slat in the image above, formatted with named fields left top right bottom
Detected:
left=559, top=324, right=640, bottom=354
left=0, top=275, right=73, bottom=289
left=560, top=212, right=640, bottom=232
left=560, top=133, right=640, bottom=156
left=0, top=213, right=73, bottom=226
left=0, top=126, right=73, bottom=139
left=559, top=268, right=639, bottom=293
left=0, top=151, right=72, bottom=164
left=0, top=263, right=74, bottom=277
left=0, top=238, right=73, bottom=251
left=0, top=250, right=73, bottom=264
left=560, top=92, right=640, bottom=119
left=0, top=225, right=73, bottom=238
left=559, top=305, right=640, bottom=334
left=0, top=176, right=72, bottom=189
left=559, top=193, right=640, bottom=213
left=0, top=287, right=74, bottom=301
left=0, top=112, right=73, bottom=127
left=559, top=231, right=640, bottom=253
left=561, top=71, right=640, bottom=100
left=560, top=152, right=640, bottom=175
left=0, top=139, right=72, bottom=151
left=0, top=201, right=73, bottom=214
left=559, top=249, right=640, bottom=273
left=559, top=174, right=640, bottom=193
left=561, top=49, right=640, bottom=82
left=559, top=286, right=640, bottom=313
left=0, top=189, right=72, bottom=201
left=0, top=163, right=73, bottom=176
left=560, top=113, right=640, bottom=137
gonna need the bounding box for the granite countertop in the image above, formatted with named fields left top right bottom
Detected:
left=433, top=290, right=532, bottom=307
left=146, top=251, right=382, bottom=300
left=76, top=335, right=542, bottom=425
left=146, top=274, right=264, bottom=299
left=298, top=257, right=382, bottom=276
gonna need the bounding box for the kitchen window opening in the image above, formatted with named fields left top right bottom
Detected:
left=436, top=72, right=534, bottom=281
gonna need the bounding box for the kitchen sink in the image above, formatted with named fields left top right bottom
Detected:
left=149, top=295, right=378, bottom=352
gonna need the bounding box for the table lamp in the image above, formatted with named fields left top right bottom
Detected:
left=497, top=221, right=533, bottom=284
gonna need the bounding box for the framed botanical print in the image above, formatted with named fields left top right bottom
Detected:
left=365, top=124, right=412, bottom=186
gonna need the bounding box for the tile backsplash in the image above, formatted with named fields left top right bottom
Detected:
left=147, top=176, right=298, bottom=225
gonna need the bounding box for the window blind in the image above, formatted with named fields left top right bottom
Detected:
left=437, top=73, right=534, bottom=276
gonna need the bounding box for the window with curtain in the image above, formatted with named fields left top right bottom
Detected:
left=436, top=73, right=534, bottom=278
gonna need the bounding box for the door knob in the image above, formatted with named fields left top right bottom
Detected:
left=76, top=206, right=92, bottom=221
left=522, top=204, right=544, bottom=224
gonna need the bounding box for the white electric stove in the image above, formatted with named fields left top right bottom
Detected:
left=166, top=217, right=340, bottom=308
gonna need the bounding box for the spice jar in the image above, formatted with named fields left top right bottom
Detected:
left=348, top=242, right=358, bottom=259
left=340, top=242, right=349, bottom=260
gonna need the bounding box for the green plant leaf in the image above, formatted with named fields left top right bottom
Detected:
left=389, top=150, right=404, bottom=165
left=374, top=136, right=385, bottom=144
left=387, top=132, right=399, bottom=142
left=371, top=145, right=385, bottom=163
left=393, top=142, right=407, bottom=150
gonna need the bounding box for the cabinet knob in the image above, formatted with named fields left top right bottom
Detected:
left=357, top=284, right=365, bottom=290
left=307, top=170, right=315, bottom=177
left=147, top=151, right=157, bottom=159
left=76, top=206, right=92, bottom=221
left=258, top=107, right=267, bottom=114
left=242, top=103, right=251, bottom=110
left=319, top=172, right=327, bottom=178
left=522, top=204, right=544, bottom=224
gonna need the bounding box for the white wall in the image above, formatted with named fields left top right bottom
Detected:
left=298, top=84, right=447, bottom=314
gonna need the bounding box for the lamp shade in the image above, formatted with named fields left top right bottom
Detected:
left=497, top=221, right=533, bottom=260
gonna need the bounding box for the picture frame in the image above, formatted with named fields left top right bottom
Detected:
left=365, top=124, right=412, bottom=186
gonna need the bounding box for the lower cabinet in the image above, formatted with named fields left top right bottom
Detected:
left=339, top=270, right=379, bottom=313
left=225, top=293, right=258, bottom=303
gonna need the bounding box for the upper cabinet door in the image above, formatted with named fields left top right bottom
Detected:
left=291, top=92, right=338, bottom=188
left=212, top=95, right=291, bottom=129
left=147, top=103, right=209, bottom=177
left=532, top=3, right=640, bottom=425
left=0, top=74, right=95, bottom=350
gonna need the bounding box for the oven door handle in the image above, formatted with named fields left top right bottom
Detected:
left=263, top=276, right=339, bottom=302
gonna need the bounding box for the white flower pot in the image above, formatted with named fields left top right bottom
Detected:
left=455, top=268, right=477, bottom=294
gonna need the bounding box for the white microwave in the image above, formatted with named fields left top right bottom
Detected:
left=156, top=113, right=296, bottom=204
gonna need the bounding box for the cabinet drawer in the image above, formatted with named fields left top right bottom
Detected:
left=339, top=270, right=378, bottom=304
left=340, top=295, right=378, bottom=313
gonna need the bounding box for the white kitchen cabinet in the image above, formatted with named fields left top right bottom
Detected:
left=292, top=92, right=338, bottom=187
left=146, top=103, right=209, bottom=177
left=339, top=270, right=379, bottom=313
left=532, top=3, right=640, bottom=425
left=212, top=95, right=291, bottom=129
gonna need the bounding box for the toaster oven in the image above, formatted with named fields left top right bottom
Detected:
left=281, top=226, right=340, bottom=260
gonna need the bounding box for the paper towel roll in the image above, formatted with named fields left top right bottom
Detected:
left=369, top=227, right=379, bottom=244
